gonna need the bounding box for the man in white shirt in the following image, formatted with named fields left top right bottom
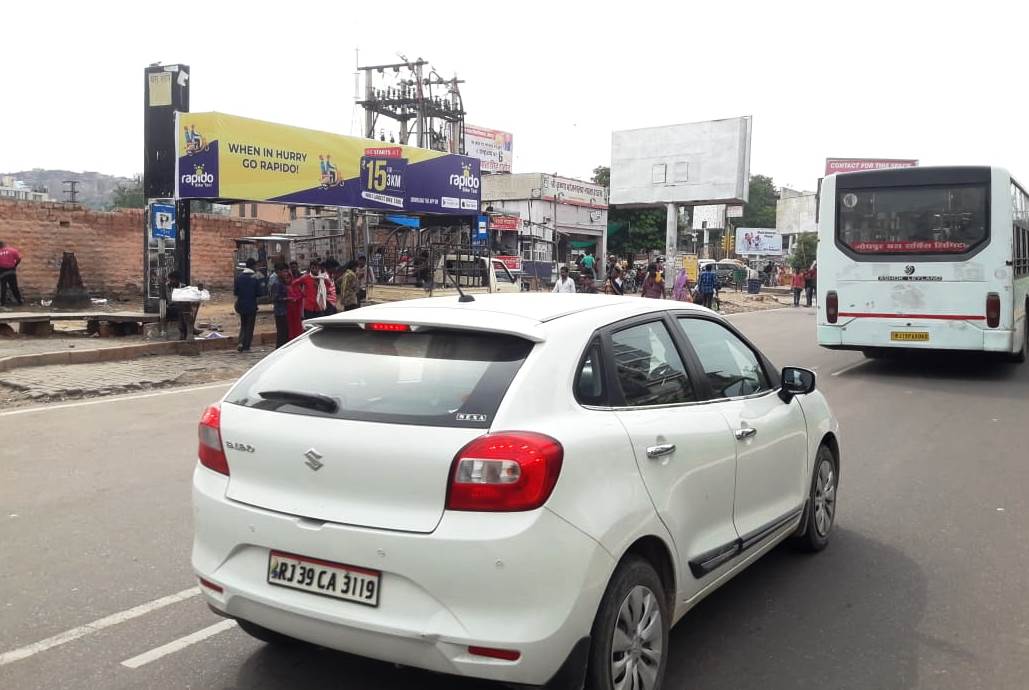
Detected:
left=552, top=265, right=576, bottom=293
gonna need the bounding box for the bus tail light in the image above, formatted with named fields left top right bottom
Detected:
left=826, top=291, right=839, bottom=324
left=986, top=293, right=1001, bottom=328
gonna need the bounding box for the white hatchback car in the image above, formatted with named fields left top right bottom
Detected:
left=193, top=293, right=840, bottom=690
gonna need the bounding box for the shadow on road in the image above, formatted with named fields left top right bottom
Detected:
left=664, top=527, right=926, bottom=690
left=844, top=350, right=1026, bottom=387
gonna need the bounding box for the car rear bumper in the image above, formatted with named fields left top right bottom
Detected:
left=818, top=321, right=1014, bottom=352
left=192, top=466, right=613, bottom=685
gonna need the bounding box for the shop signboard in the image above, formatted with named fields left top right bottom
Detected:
left=540, top=174, right=608, bottom=209
left=496, top=255, right=523, bottom=272
left=489, top=214, right=520, bottom=231
left=176, top=112, right=480, bottom=214
left=735, top=228, right=783, bottom=256
left=465, top=125, right=514, bottom=174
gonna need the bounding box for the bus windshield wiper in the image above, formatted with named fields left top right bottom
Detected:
left=257, top=390, right=339, bottom=413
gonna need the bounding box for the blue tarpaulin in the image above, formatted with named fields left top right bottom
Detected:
left=385, top=215, right=421, bottom=228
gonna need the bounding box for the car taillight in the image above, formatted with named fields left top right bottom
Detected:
left=986, top=293, right=1001, bottom=328
left=826, top=291, right=839, bottom=324
left=447, top=432, right=563, bottom=512
left=198, top=404, right=230, bottom=476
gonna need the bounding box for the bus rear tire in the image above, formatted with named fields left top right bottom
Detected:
left=862, top=348, right=887, bottom=359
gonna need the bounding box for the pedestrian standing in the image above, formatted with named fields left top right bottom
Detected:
left=299, top=260, right=328, bottom=319
left=233, top=258, right=261, bottom=352
left=791, top=270, right=805, bottom=307
left=606, top=266, right=625, bottom=295
left=356, top=255, right=374, bottom=306
left=805, top=266, right=817, bottom=307
left=733, top=264, right=746, bottom=292
left=320, top=259, right=339, bottom=316
left=698, top=263, right=718, bottom=309
left=289, top=261, right=301, bottom=281
left=672, top=267, right=690, bottom=301
left=640, top=264, right=664, bottom=299
left=0, top=240, right=24, bottom=307
left=272, top=263, right=292, bottom=347
left=338, top=260, right=360, bottom=311
left=552, top=266, right=576, bottom=293
left=286, top=273, right=304, bottom=340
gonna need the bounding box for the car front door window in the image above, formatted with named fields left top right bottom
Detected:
left=675, top=318, right=770, bottom=398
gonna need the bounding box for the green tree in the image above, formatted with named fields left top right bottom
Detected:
left=790, top=232, right=818, bottom=271
left=608, top=208, right=665, bottom=257
left=592, top=165, right=610, bottom=188
left=110, top=176, right=145, bottom=209
left=737, top=174, right=778, bottom=229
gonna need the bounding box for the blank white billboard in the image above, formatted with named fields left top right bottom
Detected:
left=610, top=116, right=752, bottom=206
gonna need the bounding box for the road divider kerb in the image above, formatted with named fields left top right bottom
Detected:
left=0, top=587, right=200, bottom=666
left=0, top=382, right=235, bottom=416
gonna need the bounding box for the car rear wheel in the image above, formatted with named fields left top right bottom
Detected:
left=586, top=557, right=669, bottom=690
left=793, top=444, right=838, bottom=552
left=236, top=618, right=301, bottom=646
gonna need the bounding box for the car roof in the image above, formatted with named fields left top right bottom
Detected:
left=309, top=293, right=713, bottom=341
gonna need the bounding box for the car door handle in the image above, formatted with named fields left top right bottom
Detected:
left=646, top=443, right=677, bottom=458
left=734, top=427, right=758, bottom=440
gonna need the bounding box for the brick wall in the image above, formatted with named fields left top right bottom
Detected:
left=0, top=199, right=287, bottom=300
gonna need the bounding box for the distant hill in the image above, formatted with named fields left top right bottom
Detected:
left=2, top=169, right=136, bottom=208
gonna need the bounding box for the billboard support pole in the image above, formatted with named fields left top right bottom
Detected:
left=665, top=203, right=677, bottom=260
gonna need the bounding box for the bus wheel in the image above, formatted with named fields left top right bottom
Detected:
left=862, top=348, right=887, bottom=359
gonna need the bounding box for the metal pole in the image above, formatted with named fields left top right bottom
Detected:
left=364, top=69, right=375, bottom=139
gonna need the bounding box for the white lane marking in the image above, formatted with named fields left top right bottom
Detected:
left=0, top=587, right=200, bottom=666
left=830, top=360, right=869, bottom=377
left=120, top=620, right=237, bottom=669
left=0, top=383, right=232, bottom=417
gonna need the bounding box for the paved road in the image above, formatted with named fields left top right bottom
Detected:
left=2, top=307, right=1027, bottom=689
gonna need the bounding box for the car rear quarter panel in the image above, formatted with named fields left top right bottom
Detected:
left=797, top=391, right=841, bottom=476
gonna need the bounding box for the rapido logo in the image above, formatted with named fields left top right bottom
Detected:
left=449, top=163, right=479, bottom=194
left=181, top=164, right=214, bottom=188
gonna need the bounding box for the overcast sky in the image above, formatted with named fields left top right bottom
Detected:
left=4, top=0, right=1027, bottom=192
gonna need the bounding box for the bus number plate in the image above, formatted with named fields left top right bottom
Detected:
left=891, top=331, right=930, bottom=342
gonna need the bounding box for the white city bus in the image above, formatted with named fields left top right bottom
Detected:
left=817, top=166, right=1029, bottom=361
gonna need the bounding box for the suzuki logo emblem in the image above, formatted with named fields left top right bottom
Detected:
left=904, top=265, right=915, bottom=275
left=303, top=448, right=324, bottom=471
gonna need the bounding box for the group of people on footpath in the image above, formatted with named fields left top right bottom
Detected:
left=790, top=265, right=818, bottom=307
left=556, top=253, right=728, bottom=307
left=232, top=255, right=374, bottom=351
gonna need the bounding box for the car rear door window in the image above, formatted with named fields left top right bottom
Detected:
left=226, top=326, right=533, bottom=428
left=676, top=318, right=770, bottom=398
left=610, top=321, right=696, bottom=406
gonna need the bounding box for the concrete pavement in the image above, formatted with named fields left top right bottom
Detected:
left=2, top=306, right=1028, bottom=689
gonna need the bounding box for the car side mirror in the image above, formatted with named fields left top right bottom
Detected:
left=779, top=367, right=816, bottom=403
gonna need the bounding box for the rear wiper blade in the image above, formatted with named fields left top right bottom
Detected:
left=257, top=390, right=339, bottom=413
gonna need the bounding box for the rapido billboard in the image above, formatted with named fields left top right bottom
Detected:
left=610, top=116, right=752, bottom=206
left=175, top=112, right=481, bottom=214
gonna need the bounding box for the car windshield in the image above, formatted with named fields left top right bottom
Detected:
left=226, top=326, right=533, bottom=427
left=837, top=184, right=988, bottom=255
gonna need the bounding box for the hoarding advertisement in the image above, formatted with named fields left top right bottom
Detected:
left=465, top=125, right=514, bottom=174
left=735, top=228, right=783, bottom=255
left=489, top=215, right=520, bottom=231
left=824, top=158, right=919, bottom=176
left=176, top=112, right=480, bottom=214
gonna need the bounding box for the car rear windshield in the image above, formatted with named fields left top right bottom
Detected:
left=225, top=326, right=533, bottom=428
left=837, top=184, right=988, bottom=256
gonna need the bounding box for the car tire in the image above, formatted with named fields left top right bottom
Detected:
left=236, top=618, right=301, bottom=646
left=585, top=557, right=669, bottom=690
left=793, top=444, right=838, bottom=552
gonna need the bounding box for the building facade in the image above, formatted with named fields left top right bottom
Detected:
left=482, top=173, right=608, bottom=278
left=776, top=187, right=817, bottom=254
left=0, top=176, right=52, bottom=202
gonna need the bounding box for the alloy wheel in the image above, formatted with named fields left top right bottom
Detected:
left=611, top=585, right=663, bottom=690
left=813, top=459, right=837, bottom=537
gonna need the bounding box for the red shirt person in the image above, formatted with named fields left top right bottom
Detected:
left=0, top=241, right=24, bottom=307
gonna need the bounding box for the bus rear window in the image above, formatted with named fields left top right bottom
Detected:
left=837, top=184, right=988, bottom=256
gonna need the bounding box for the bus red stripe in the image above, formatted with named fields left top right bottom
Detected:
left=838, top=312, right=986, bottom=321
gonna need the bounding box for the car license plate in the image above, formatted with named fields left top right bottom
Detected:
left=267, top=551, right=380, bottom=607
left=890, top=331, right=930, bottom=342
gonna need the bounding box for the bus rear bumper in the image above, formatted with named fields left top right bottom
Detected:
left=818, top=322, right=1015, bottom=353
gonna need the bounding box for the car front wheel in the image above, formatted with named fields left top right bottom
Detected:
left=794, top=444, right=838, bottom=552
left=586, top=557, right=669, bottom=690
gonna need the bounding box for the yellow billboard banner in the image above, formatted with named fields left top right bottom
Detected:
left=176, top=112, right=482, bottom=214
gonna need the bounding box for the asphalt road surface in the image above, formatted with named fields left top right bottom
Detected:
left=3, top=306, right=1027, bottom=690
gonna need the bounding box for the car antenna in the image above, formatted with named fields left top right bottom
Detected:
left=443, top=260, right=475, bottom=303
